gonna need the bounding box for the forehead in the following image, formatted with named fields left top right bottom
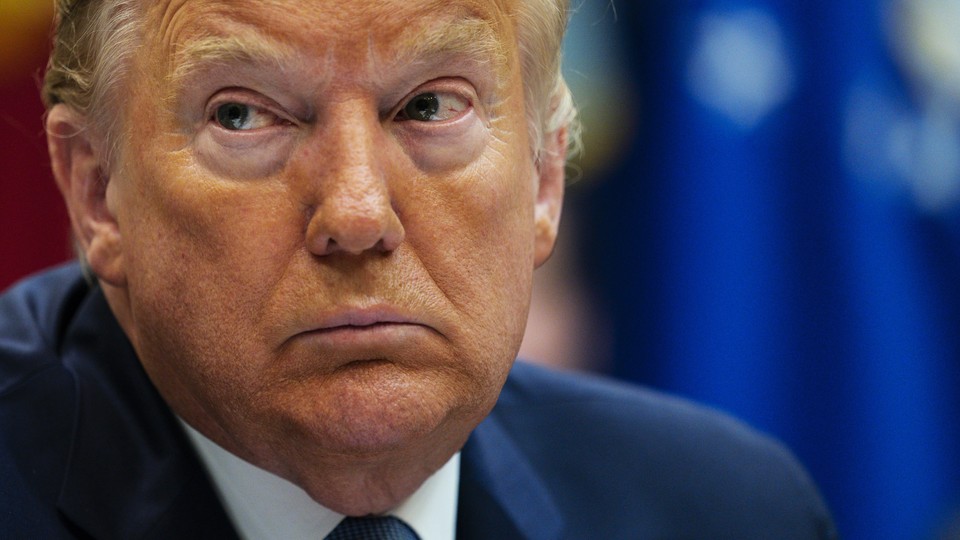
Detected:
left=144, top=0, right=519, bottom=79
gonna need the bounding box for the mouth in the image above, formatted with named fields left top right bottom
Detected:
left=307, top=321, right=415, bottom=338
left=314, top=309, right=420, bottom=330
left=291, top=306, right=438, bottom=349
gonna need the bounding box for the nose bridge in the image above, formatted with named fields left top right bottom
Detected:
left=328, top=103, right=382, bottom=180
left=305, top=101, right=404, bottom=256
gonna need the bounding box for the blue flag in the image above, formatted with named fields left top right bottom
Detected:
left=575, top=1, right=960, bottom=537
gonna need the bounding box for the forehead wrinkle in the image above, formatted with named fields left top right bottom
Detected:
left=149, top=0, right=305, bottom=89
left=153, top=0, right=195, bottom=70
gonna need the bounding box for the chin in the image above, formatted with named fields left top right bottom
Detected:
left=320, top=409, right=435, bottom=455
left=302, top=476, right=426, bottom=517
left=270, top=363, right=473, bottom=456
left=266, top=382, right=473, bottom=514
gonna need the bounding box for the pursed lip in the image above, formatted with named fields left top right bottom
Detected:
left=294, top=305, right=437, bottom=340
left=313, top=307, right=420, bottom=329
left=274, top=304, right=443, bottom=367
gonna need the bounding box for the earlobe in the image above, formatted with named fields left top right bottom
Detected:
left=533, top=126, right=567, bottom=268
left=46, top=105, right=126, bottom=286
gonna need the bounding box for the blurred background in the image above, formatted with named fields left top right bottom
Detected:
left=3, top=0, right=960, bottom=538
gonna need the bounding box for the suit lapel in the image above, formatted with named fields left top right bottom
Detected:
left=55, top=287, right=238, bottom=539
left=458, top=408, right=564, bottom=540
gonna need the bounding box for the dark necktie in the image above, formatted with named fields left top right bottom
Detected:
left=324, top=516, right=420, bottom=540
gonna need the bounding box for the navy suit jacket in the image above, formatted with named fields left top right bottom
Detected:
left=1, top=265, right=836, bottom=539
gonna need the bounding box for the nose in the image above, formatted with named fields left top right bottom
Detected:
left=304, top=111, right=405, bottom=256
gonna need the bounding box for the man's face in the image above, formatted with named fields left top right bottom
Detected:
left=90, top=0, right=562, bottom=512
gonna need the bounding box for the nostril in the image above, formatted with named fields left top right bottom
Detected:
left=307, top=208, right=401, bottom=256
left=337, top=215, right=388, bottom=253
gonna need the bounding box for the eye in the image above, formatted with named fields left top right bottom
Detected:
left=212, top=102, right=279, bottom=131
left=396, top=91, right=470, bottom=122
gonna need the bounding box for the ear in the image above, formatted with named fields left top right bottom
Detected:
left=47, top=104, right=126, bottom=287
left=533, top=126, right=567, bottom=267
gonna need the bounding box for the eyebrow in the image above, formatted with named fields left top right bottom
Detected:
left=398, top=15, right=508, bottom=73
left=169, top=31, right=298, bottom=88
left=167, top=15, right=508, bottom=91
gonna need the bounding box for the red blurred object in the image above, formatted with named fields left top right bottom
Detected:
left=0, top=26, right=72, bottom=291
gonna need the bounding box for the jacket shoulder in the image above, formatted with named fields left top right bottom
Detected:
left=493, top=361, right=837, bottom=539
left=0, top=263, right=88, bottom=395
left=0, top=265, right=90, bottom=537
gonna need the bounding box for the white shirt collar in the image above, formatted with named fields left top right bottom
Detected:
left=180, top=421, right=459, bottom=540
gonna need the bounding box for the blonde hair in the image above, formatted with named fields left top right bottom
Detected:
left=43, top=0, right=142, bottom=164
left=515, top=0, right=579, bottom=157
left=43, top=0, right=578, bottom=158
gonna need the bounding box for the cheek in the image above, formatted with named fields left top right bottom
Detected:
left=115, top=150, right=301, bottom=367
left=406, top=143, right=537, bottom=346
left=123, top=149, right=295, bottom=267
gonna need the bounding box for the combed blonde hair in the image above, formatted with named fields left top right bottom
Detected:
left=43, top=0, right=577, bottom=159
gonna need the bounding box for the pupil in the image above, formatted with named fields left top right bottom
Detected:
left=217, top=103, right=248, bottom=130
left=408, top=94, right=440, bottom=120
